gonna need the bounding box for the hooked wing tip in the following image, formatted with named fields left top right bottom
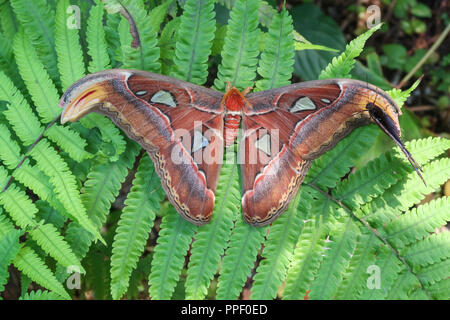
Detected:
left=369, top=105, right=426, bottom=186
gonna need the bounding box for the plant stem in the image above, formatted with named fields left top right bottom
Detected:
left=397, top=24, right=450, bottom=89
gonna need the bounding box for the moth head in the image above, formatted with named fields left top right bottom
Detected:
left=59, top=70, right=131, bottom=124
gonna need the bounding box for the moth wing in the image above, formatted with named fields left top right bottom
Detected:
left=60, top=69, right=224, bottom=225
left=240, top=81, right=343, bottom=225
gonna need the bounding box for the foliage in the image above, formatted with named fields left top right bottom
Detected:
left=0, top=0, right=448, bottom=301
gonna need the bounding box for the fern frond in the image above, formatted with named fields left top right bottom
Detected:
left=159, top=17, right=180, bottom=75
left=0, top=123, right=21, bottom=168
left=29, top=139, right=103, bottom=243
left=185, top=160, right=241, bottom=300
left=427, top=278, right=450, bottom=300
left=0, top=229, right=21, bottom=292
left=319, top=24, right=382, bottom=79
left=386, top=270, right=422, bottom=300
left=334, top=231, right=378, bottom=299
left=13, top=246, right=70, bottom=299
left=0, top=32, right=23, bottom=89
left=255, top=8, right=294, bottom=91
left=117, top=0, right=161, bottom=72
left=308, top=218, right=358, bottom=299
left=0, top=183, right=38, bottom=228
left=110, top=155, right=164, bottom=299
left=86, top=0, right=111, bottom=73
left=282, top=217, right=327, bottom=300
left=387, top=77, right=421, bottom=108
left=214, top=0, right=261, bottom=91
left=19, top=289, right=64, bottom=300
left=358, top=246, right=403, bottom=299
left=55, top=0, right=85, bottom=90
left=333, top=152, right=402, bottom=210
left=306, top=126, right=379, bottom=188
left=29, top=221, right=84, bottom=272
left=13, top=160, right=54, bottom=203
left=0, top=212, right=16, bottom=237
left=398, top=137, right=450, bottom=166
left=79, top=114, right=127, bottom=162
left=12, top=28, right=90, bottom=160
left=35, top=200, right=67, bottom=229
left=251, top=188, right=311, bottom=300
left=10, top=0, right=59, bottom=84
left=148, top=210, right=197, bottom=300
left=0, top=1, right=18, bottom=40
left=216, top=216, right=266, bottom=300
left=0, top=71, right=43, bottom=146
left=65, top=140, right=139, bottom=259
left=45, top=125, right=92, bottom=162
left=417, top=259, right=449, bottom=287
left=401, top=232, right=450, bottom=268
left=384, top=197, right=450, bottom=249
left=170, top=0, right=216, bottom=85
left=13, top=29, right=60, bottom=122
left=361, top=158, right=450, bottom=225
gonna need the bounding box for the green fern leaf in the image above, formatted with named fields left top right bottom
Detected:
left=0, top=1, right=18, bottom=40
left=0, top=71, right=43, bottom=146
left=29, top=139, right=103, bottom=243
left=86, top=0, right=111, bottom=73
left=28, top=221, right=84, bottom=272
left=334, top=231, right=378, bottom=299
left=0, top=183, right=38, bottom=228
left=361, top=158, right=450, bottom=226
left=306, top=126, right=379, bottom=189
left=216, top=216, right=266, bottom=300
left=19, top=289, right=64, bottom=300
left=0, top=32, right=23, bottom=90
left=214, top=0, right=261, bottom=91
left=401, top=232, right=450, bottom=268
left=13, top=246, right=70, bottom=299
left=13, top=160, right=54, bottom=203
left=358, top=246, right=403, bottom=299
left=0, top=229, right=21, bottom=292
left=319, top=23, right=382, bottom=79
left=185, top=159, right=241, bottom=300
left=159, top=17, right=180, bottom=75
left=44, top=125, right=92, bottom=162
left=384, top=197, right=450, bottom=249
left=417, top=259, right=449, bottom=287
left=309, top=218, right=358, bottom=299
left=386, top=270, right=422, bottom=300
left=387, top=77, right=421, bottom=108
left=110, top=155, right=164, bottom=299
left=117, top=0, right=161, bottom=72
left=79, top=114, right=127, bottom=162
left=55, top=0, right=85, bottom=90
left=282, top=217, right=327, bottom=300
left=255, top=8, right=294, bottom=91
left=251, top=188, right=311, bottom=300
left=65, top=140, right=139, bottom=259
left=170, top=0, right=216, bottom=85
left=148, top=210, right=197, bottom=300
left=427, top=278, right=450, bottom=300
left=0, top=123, right=21, bottom=168
left=333, top=152, right=402, bottom=210
left=13, top=29, right=60, bottom=122
left=10, top=0, right=59, bottom=84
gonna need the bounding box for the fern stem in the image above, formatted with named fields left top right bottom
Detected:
left=305, top=182, right=433, bottom=299
left=1, top=114, right=60, bottom=193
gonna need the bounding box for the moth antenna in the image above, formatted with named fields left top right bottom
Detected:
left=225, top=81, right=232, bottom=92
left=242, top=85, right=253, bottom=96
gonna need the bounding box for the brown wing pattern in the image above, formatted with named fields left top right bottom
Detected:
left=241, top=79, right=397, bottom=225
left=60, top=69, right=224, bottom=225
